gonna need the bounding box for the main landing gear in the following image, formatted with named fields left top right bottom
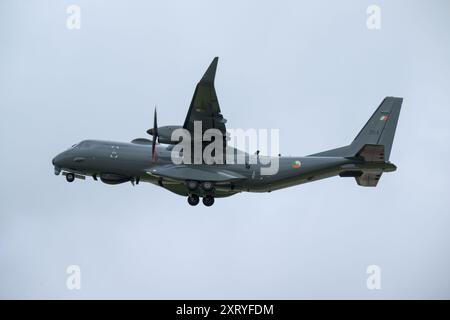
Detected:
left=202, top=195, right=214, bottom=207
left=187, top=194, right=215, bottom=207
left=187, top=194, right=200, bottom=206
left=186, top=180, right=215, bottom=206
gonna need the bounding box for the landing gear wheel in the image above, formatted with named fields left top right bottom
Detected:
left=202, top=181, right=214, bottom=192
left=202, top=195, right=214, bottom=207
left=186, top=180, right=199, bottom=191
left=66, top=173, right=75, bottom=183
left=187, top=194, right=200, bottom=206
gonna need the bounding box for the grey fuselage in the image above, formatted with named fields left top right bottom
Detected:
left=52, top=139, right=395, bottom=198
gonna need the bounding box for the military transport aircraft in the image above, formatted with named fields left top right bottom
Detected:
left=52, top=57, right=403, bottom=206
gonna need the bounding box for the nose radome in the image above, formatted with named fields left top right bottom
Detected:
left=52, top=154, right=62, bottom=176
left=52, top=153, right=63, bottom=167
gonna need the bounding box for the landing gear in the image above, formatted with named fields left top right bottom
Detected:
left=186, top=180, right=199, bottom=191
left=187, top=180, right=214, bottom=192
left=202, top=195, right=214, bottom=207
left=201, top=181, right=214, bottom=192
left=66, top=173, right=75, bottom=183
left=187, top=194, right=200, bottom=206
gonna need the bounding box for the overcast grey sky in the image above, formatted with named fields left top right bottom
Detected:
left=1, top=0, right=450, bottom=299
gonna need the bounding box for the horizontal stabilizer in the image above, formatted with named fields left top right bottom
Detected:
left=338, top=144, right=395, bottom=187
left=356, top=144, right=385, bottom=162
left=355, top=171, right=383, bottom=187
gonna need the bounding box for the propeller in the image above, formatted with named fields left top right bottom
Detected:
left=151, top=106, right=158, bottom=162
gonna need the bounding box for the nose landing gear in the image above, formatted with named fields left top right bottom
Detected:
left=66, top=173, right=75, bottom=183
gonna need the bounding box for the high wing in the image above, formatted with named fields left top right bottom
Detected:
left=183, top=57, right=227, bottom=136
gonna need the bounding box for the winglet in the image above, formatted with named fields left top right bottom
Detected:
left=201, top=57, right=219, bottom=83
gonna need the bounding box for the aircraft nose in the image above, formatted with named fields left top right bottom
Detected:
left=52, top=153, right=65, bottom=168
left=52, top=154, right=60, bottom=166
left=52, top=154, right=63, bottom=175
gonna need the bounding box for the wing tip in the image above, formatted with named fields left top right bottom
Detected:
left=201, top=57, right=219, bottom=83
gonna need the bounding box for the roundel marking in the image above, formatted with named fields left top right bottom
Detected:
left=292, top=160, right=302, bottom=169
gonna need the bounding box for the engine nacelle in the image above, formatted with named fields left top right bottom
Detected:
left=147, top=125, right=183, bottom=144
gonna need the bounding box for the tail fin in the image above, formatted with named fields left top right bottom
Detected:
left=350, top=97, right=403, bottom=160
left=310, top=97, right=403, bottom=160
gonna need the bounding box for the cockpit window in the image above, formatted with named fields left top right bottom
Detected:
left=71, top=144, right=78, bottom=148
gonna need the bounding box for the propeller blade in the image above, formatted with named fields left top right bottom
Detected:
left=152, top=107, right=158, bottom=162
